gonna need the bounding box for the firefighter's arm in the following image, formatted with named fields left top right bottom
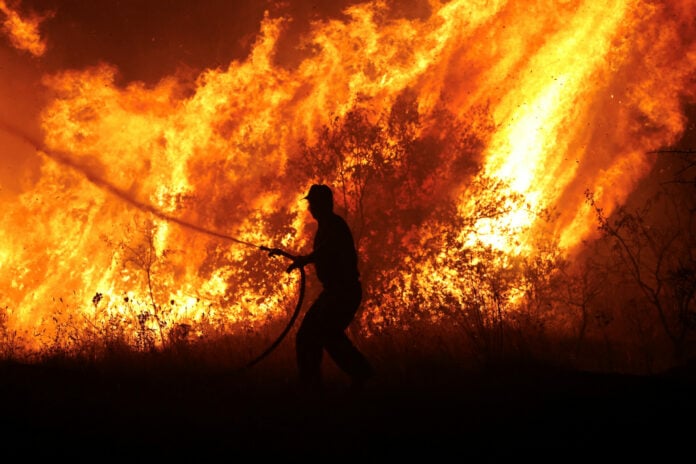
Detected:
left=261, top=246, right=296, bottom=260
left=261, top=246, right=314, bottom=273
left=285, top=253, right=314, bottom=273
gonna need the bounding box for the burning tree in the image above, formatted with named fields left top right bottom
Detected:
left=289, top=89, right=573, bottom=367
left=0, top=1, right=695, bottom=373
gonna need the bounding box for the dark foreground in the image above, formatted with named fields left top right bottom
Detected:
left=1, top=357, right=695, bottom=461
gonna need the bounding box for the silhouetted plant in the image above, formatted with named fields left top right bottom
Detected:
left=0, top=305, right=27, bottom=360
left=584, top=150, right=696, bottom=368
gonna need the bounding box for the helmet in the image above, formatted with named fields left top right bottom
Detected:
left=303, top=184, right=333, bottom=205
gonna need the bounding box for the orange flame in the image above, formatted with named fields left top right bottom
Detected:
left=0, top=0, right=46, bottom=56
left=0, top=0, right=695, bottom=353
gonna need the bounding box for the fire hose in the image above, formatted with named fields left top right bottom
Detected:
left=234, top=247, right=306, bottom=372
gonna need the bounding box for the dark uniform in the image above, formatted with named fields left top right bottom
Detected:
left=294, top=187, right=373, bottom=392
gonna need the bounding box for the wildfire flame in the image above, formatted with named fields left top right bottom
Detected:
left=0, top=0, right=46, bottom=56
left=0, top=0, right=694, bottom=354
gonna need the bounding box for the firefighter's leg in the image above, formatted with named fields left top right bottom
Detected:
left=295, top=298, right=325, bottom=391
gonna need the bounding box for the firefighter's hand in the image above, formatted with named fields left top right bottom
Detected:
left=266, top=247, right=284, bottom=258
left=286, top=255, right=309, bottom=273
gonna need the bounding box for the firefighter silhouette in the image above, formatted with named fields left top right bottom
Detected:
left=270, top=184, right=374, bottom=395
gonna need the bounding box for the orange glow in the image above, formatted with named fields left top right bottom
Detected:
left=0, top=0, right=46, bottom=56
left=0, top=0, right=695, bottom=353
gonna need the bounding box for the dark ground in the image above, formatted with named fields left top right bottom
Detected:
left=1, top=356, right=695, bottom=461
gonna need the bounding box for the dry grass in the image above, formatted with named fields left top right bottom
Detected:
left=1, top=325, right=695, bottom=460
